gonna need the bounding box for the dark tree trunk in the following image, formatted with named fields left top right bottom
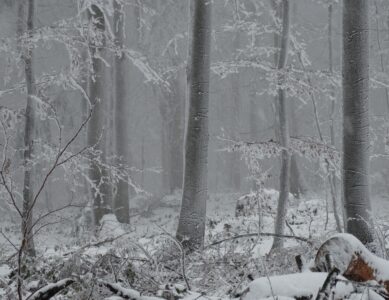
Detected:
left=272, top=0, right=291, bottom=250
left=21, top=0, right=36, bottom=257
left=113, top=0, right=131, bottom=224
left=87, top=5, right=111, bottom=225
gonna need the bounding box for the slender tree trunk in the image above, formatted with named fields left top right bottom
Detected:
left=328, top=2, right=342, bottom=233
left=229, top=31, right=241, bottom=191
left=343, top=0, right=373, bottom=244
left=272, top=0, right=291, bottom=250
left=21, top=0, right=36, bottom=257
left=176, top=0, right=212, bottom=250
left=160, top=70, right=185, bottom=195
left=289, top=155, right=308, bottom=197
left=113, top=0, right=130, bottom=223
left=289, top=98, right=308, bottom=198
left=88, top=5, right=111, bottom=225
left=169, top=73, right=185, bottom=192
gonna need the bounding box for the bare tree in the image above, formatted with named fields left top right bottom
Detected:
left=113, top=0, right=130, bottom=224
left=21, top=0, right=36, bottom=257
left=229, top=22, right=242, bottom=191
left=342, top=0, right=373, bottom=244
left=176, top=0, right=212, bottom=250
left=328, top=1, right=342, bottom=233
left=272, top=0, right=291, bottom=250
left=88, top=4, right=111, bottom=224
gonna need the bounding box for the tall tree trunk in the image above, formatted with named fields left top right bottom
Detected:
left=328, top=2, right=342, bottom=233
left=113, top=0, right=130, bottom=224
left=88, top=5, right=110, bottom=225
left=160, top=70, right=185, bottom=196
left=21, top=0, right=36, bottom=257
left=342, top=0, right=373, bottom=244
left=289, top=98, right=308, bottom=198
left=272, top=0, right=291, bottom=250
left=169, top=73, right=185, bottom=193
left=176, top=0, right=212, bottom=250
left=229, top=31, right=241, bottom=191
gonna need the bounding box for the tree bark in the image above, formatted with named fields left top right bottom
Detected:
left=160, top=69, right=185, bottom=196
left=328, top=2, right=342, bottom=233
left=229, top=30, right=241, bottom=191
left=176, top=0, right=212, bottom=250
left=289, top=98, right=308, bottom=198
left=272, top=0, right=291, bottom=250
left=113, top=0, right=130, bottom=224
left=21, top=0, right=36, bottom=257
left=342, top=0, right=373, bottom=244
left=87, top=5, right=111, bottom=225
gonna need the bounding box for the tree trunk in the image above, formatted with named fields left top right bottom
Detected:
left=289, top=98, right=308, bottom=198
left=113, top=0, right=130, bottom=224
left=328, top=2, right=342, bottom=233
left=21, top=0, right=36, bottom=257
left=272, top=0, right=291, bottom=250
left=176, top=0, right=212, bottom=250
left=88, top=5, right=111, bottom=225
left=289, top=155, right=308, bottom=198
left=342, top=0, right=373, bottom=244
left=160, top=70, right=185, bottom=196
left=229, top=31, right=241, bottom=191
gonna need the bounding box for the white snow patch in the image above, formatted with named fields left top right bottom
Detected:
left=242, top=272, right=353, bottom=300
left=0, top=265, right=11, bottom=278
left=98, top=214, right=125, bottom=239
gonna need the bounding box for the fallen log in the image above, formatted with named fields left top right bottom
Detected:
left=314, top=233, right=389, bottom=293
left=102, top=282, right=163, bottom=300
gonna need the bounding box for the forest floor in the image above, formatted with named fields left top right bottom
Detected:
left=1, top=190, right=389, bottom=299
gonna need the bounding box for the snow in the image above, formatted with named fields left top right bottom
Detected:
left=0, top=264, right=11, bottom=278
left=98, top=214, right=125, bottom=239
left=104, top=282, right=164, bottom=300
left=242, top=272, right=354, bottom=300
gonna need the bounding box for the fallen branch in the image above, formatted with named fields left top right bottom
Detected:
left=205, top=232, right=312, bottom=248
left=102, top=282, right=163, bottom=300
left=315, top=268, right=339, bottom=300
left=26, top=278, right=74, bottom=300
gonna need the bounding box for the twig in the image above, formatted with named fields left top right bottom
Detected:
left=0, top=229, right=18, bottom=251
left=64, top=232, right=132, bottom=256
left=156, top=225, right=191, bottom=291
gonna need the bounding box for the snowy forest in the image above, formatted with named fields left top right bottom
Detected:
left=2, top=0, right=389, bottom=299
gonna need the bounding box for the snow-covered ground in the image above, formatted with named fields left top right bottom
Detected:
left=1, top=190, right=388, bottom=299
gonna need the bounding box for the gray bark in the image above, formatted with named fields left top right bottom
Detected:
left=176, top=0, right=212, bottom=250
left=328, top=2, right=342, bottom=233
left=113, top=0, right=130, bottom=224
left=87, top=5, right=111, bottom=225
left=342, top=0, right=373, bottom=244
left=160, top=68, right=185, bottom=196
left=229, top=30, right=241, bottom=191
left=21, top=0, right=36, bottom=257
left=289, top=98, right=308, bottom=198
left=272, top=0, right=291, bottom=250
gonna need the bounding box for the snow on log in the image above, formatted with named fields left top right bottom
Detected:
left=314, top=233, right=389, bottom=292
left=27, top=278, right=74, bottom=300
left=103, top=282, right=163, bottom=300
left=239, top=272, right=353, bottom=300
